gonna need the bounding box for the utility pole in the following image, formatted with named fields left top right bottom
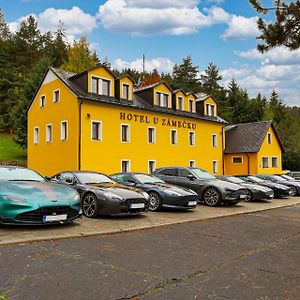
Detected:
left=142, top=54, right=145, bottom=73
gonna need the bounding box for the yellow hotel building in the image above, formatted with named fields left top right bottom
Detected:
left=27, top=64, right=226, bottom=176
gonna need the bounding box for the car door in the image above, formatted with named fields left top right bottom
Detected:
left=155, top=168, right=179, bottom=185
left=177, top=168, right=203, bottom=193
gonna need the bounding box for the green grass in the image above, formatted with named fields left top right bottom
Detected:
left=0, top=133, right=27, bottom=162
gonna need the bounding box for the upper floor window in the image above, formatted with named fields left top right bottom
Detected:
left=267, top=133, right=272, bottom=144
left=188, top=99, right=194, bottom=112
left=46, top=124, right=52, bottom=143
left=177, top=97, right=184, bottom=110
left=53, top=90, right=60, bottom=103
left=171, top=129, right=178, bottom=145
left=121, top=160, right=130, bottom=172
left=272, top=157, right=278, bottom=168
left=148, top=127, right=156, bottom=144
left=212, top=161, right=218, bottom=174
left=121, top=124, right=130, bottom=142
left=40, top=95, right=46, bottom=108
left=156, top=92, right=169, bottom=108
left=122, top=84, right=130, bottom=100
left=91, top=76, right=111, bottom=96
left=148, top=160, right=156, bottom=174
left=91, top=121, right=102, bottom=141
left=212, top=134, right=217, bottom=147
left=262, top=157, right=269, bottom=168
left=33, top=127, right=39, bottom=144
left=61, top=121, right=68, bottom=141
left=206, top=104, right=216, bottom=116
left=189, top=131, right=195, bottom=146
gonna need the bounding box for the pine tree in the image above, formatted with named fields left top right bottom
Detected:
left=200, top=62, right=223, bottom=95
left=172, top=56, right=200, bottom=92
left=0, top=8, right=11, bottom=40
left=250, top=0, right=300, bottom=52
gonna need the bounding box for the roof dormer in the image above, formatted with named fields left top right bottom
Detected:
left=172, top=89, right=186, bottom=111
left=196, top=93, right=218, bottom=117
left=186, top=92, right=197, bottom=113
left=116, top=75, right=135, bottom=101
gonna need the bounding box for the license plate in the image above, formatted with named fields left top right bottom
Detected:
left=43, top=214, right=67, bottom=222
left=240, top=195, right=247, bottom=199
left=130, top=203, right=145, bottom=209
left=188, top=201, right=197, bottom=206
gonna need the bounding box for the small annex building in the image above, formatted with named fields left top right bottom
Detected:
left=224, top=121, right=284, bottom=175
left=27, top=64, right=227, bottom=177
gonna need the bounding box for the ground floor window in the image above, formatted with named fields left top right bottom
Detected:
left=232, top=156, right=243, bottom=163
left=189, top=160, right=195, bottom=167
left=148, top=160, right=156, bottom=174
left=272, top=157, right=278, bottom=168
left=262, top=157, right=269, bottom=168
left=91, top=121, right=102, bottom=141
left=34, top=127, right=39, bottom=144
left=212, top=160, right=218, bottom=174
left=46, top=124, right=52, bottom=143
left=121, top=160, right=130, bottom=172
left=121, top=124, right=130, bottom=142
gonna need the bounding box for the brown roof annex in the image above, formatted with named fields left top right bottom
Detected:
left=224, top=121, right=284, bottom=154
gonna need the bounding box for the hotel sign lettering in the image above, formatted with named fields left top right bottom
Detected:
left=120, top=112, right=197, bottom=129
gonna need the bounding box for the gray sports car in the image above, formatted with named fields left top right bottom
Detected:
left=153, top=167, right=247, bottom=207
left=51, top=171, right=150, bottom=217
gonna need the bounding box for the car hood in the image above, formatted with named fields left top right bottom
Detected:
left=241, top=183, right=272, bottom=192
left=0, top=181, right=78, bottom=204
left=87, top=182, right=145, bottom=198
left=260, top=181, right=290, bottom=190
left=143, top=182, right=196, bottom=195
left=207, top=179, right=243, bottom=191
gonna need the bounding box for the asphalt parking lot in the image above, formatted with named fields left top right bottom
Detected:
left=0, top=202, right=299, bottom=300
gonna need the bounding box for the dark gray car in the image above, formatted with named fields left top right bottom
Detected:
left=153, top=167, right=247, bottom=207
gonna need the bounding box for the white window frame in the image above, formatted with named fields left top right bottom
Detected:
left=91, top=75, right=112, bottom=96
left=122, top=83, right=130, bottom=100
left=147, top=127, right=156, bottom=144
left=40, top=94, right=46, bottom=108
left=46, top=124, right=52, bottom=143
left=121, top=124, right=130, bottom=143
left=212, top=160, right=218, bottom=174
left=212, top=134, right=218, bottom=147
left=267, top=133, right=272, bottom=144
left=188, top=99, right=194, bottom=113
left=148, top=160, right=156, bottom=174
left=91, top=120, right=102, bottom=141
left=262, top=157, right=269, bottom=168
left=177, top=97, right=184, bottom=110
left=60, top=120, right=68, bottom=141
left=210, top=105, right=215, bottom=116
left=170, top=129, right=178, bottom=145
left=232, top=156, right=243, bottom=164
left=188, top=131, right=195, bottom=146
left=33, top=127, right=39, bottom=145
left=272, top=156, right=278, bottom=168
left=189, top=160, right=196, bottom=168
left=121, top=160, right=131, bottom=173
left=53, top=89, right=60, bottom=103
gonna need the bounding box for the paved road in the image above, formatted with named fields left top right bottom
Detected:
left=0, top=205, right=299, bottom=300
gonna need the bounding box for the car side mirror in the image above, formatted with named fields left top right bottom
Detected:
left=187, top=175, right=196, bottom=181
left=65, top=178, right=75, bottom=185
left=126, top=179, right=137, bottom=186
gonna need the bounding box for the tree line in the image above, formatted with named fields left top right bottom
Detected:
left=0, top=10, right=299, bottom=170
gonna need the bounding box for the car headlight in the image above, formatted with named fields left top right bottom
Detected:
left=164, top=189, right=182, bottom=196
left=2, top=195, right=27, bottom=203
left=142, top=192, right=150, bottom=200
left=103, top=192, right=123, bottom=201
left=74, top=194, right=81, bottom=201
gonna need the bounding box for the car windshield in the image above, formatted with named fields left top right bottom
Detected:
left=134, top=174, right=164, bottom=184
left=248, top=176, right=264, bottom=183
left=271, top=175, right=287, bottom=181
left=191, top=168, right=216, bottom=179
left=0, top=167, right=45, bottom=181
left=76, top=172, right=115, bottom=184
left=224, top=176, right=245, bottom=184
left=282, top=175, right=295, bottom=180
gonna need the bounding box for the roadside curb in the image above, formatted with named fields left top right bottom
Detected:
left=1, top=199, right=299, bottom=247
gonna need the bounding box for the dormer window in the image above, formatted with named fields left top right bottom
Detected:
left=177, top=97, right=184, bottom=110
left=91, top=76, right=111, bottom=96
left=188, top=99, right=194, bottom=113
left=156, top=92, right=169, bottom=108
left=122, top=84, right=130, bottom=100
left=206, top=104, right=216, bottom=116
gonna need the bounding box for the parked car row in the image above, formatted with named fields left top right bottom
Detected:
left=0, top=165, right=298, bottom=225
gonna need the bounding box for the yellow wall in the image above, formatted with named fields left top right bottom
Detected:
left=119, top=77, right=133, bottom=100
left=204, top=97, right=218, bottom=116
left=153, top=83, right=172, bottom=107
left=80, top=102, right=224, bottom=175
left=257, top=126, right=282, bottom=174
left=224, top=153, right=257, bottom=175
left=87, top=67, right=115, bottom=97
left=28, top=77, right=79, bottom=176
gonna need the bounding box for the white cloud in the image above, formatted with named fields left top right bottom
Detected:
left=236, top=46, right=300, bottom=66
left=222, top=15, right=259, bottom=40
left=114, top=57, right=175, bottom=73
left=8, top=7, right=97, bottom=41
left=98, top=1, right=242, bottom=36
left=206, top=0, right=225, bottom=4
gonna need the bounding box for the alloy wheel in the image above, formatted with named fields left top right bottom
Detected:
left=203, top=188, right=221, bottom=207
left=148, top=192, right=161, bottom=211
left=244, top=189, right=253, bottom=202
left=289, top=186, right=297, bottom=196
left=83, top=194, right=98, bottom=217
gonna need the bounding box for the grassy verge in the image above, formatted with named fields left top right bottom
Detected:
left=0, top=133, right=27, bottom=163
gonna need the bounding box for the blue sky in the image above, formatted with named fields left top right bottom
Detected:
left=1, top=0, right=299, bottom=106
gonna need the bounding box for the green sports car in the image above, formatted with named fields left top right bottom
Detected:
left=0, top=166, right=81, bottom=225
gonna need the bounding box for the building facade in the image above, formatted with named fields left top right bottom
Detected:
left=28, top=65, right=227, bottom=176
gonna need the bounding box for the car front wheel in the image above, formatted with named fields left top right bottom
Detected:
left=289, top=186, right=298, bottom=196
left=244, top=189, right=253, bottom=201
left=148, top=192, right=162, bottom=211
left=82, top=193, right=99, bottom=218
left=203, top=187, right=221, bottom=207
